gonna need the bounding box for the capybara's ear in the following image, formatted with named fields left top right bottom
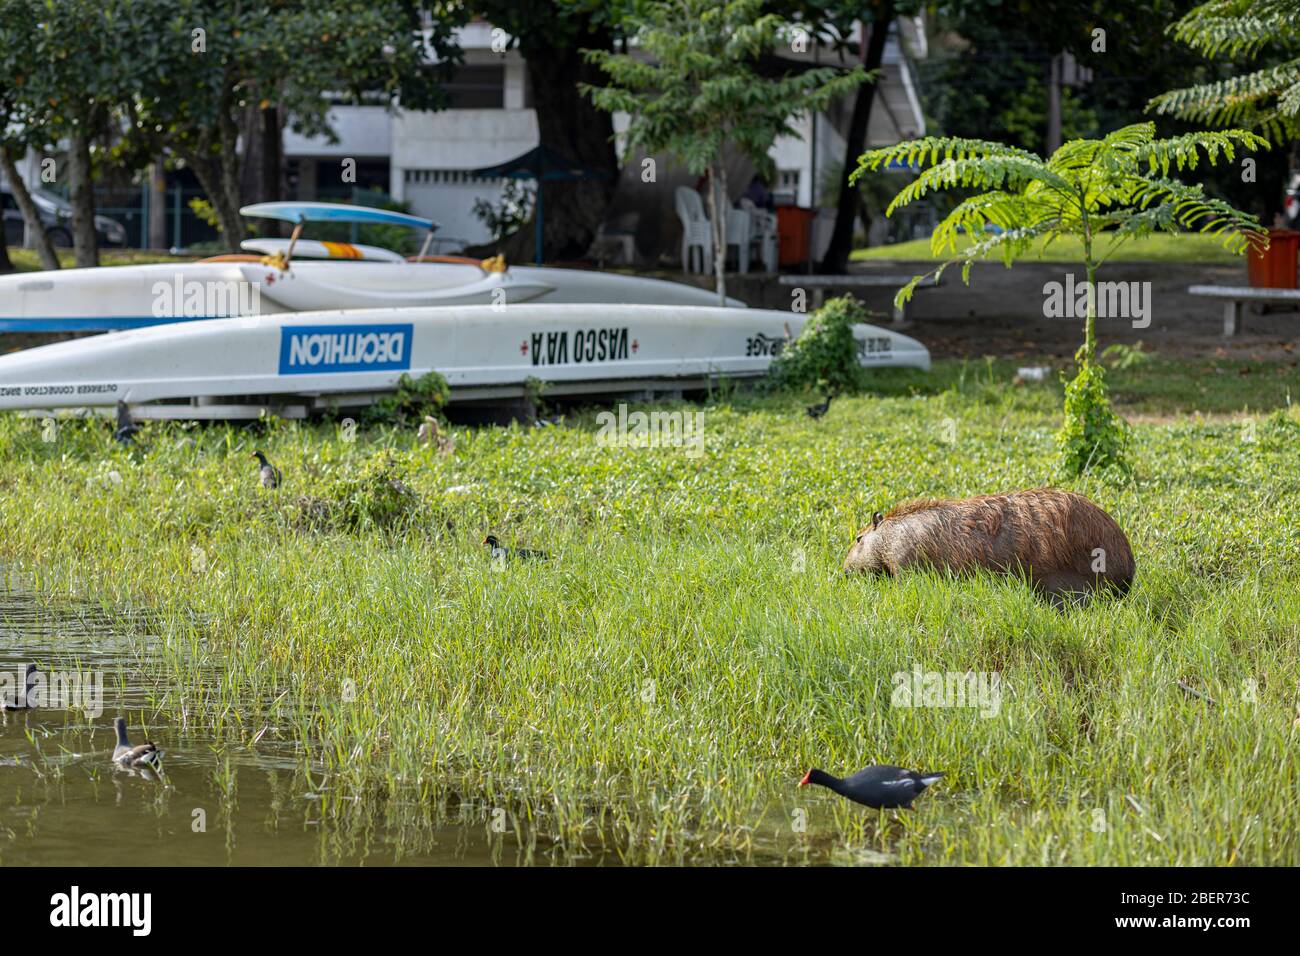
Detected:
left=872, top=511, right=883, bottom=529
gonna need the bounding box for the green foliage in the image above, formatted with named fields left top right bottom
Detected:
left=857, top=122, right=1269, bottom=476
left=363, top=372, right=450, bottom=426
left=768, top=295, right=865, bottom=395
left=314, top=451, right=418, bottom=532
left=1102, top=341, right=1154, bottom=371
left=472, top=179, right=534, bottom=244
left=1149, top=0, right=1300, bottom=142
left=1056, top=353, right=1132, bottom=479
left=187, top=198, right=220, bottom=230
left=584, top=0, right=868, bottom=300
left=584, top=0, right=867, bottom=178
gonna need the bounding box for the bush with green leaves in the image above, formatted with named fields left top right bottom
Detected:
left=363, top=371, right=450, bottom=426
left=311, top=451, right=417, bottom=532
left=768, top=294, right=865, bottom=396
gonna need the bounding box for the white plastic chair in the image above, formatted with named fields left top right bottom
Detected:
left=740, top=198, right=779, bottom=273
left=726, top=206, right=752, bottom=274
left=675, top=186, right=713, bottom=274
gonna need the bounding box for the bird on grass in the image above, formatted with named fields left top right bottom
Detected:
left=483, top=535, right=549, bottom=562
left=805, top=395, right=834, bottom=419
left=799, top=765, right=943, bottom=810
left=417, top=416, right=455, bottom=456
left=2, top=663, right=41, bottom=710
left=114, top=401, right=141, bottom=445
left=252, top=450, right=282, bottom=489
left=112, top=717, right=163, bottom=772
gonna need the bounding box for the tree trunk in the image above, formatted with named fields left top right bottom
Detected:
left=818, top=5, right=894, bottom=275
left=708, top=158, right=729, bottom=304
left=148, top=161, right=167, bottom=250
left=260, top=106, right=283, bottom=206
left=184, top=151, right=245, bottom=251
left=512, top=28, right=619, bottom=261
left=218, top=108, right=246, bottom=250
left=0, top=146, right=59, bottom=269
left=67, top=131, right=99, bottom=267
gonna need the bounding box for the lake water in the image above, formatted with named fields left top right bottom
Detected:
left=0, top=586, right=577, bottom=866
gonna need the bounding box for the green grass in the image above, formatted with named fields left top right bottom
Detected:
left=1, top=357, right=1298, bottom=865
left=5, top=248, right=194, bottom=272
left=853, top=232, right=1246, bottom=264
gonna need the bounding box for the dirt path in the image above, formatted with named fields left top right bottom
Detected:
left=732, top=260, right=1300, bottom=362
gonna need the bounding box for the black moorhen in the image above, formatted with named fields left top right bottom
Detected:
left=805, top=396, right=833, bottom=419
left=2, top=663, right=41, bottom=710
left=252, top=450, right=282, bottom=489
left=799, top=765, right=943, bottom=809
left=483, top=535, right=549, bottom=561
left=114, top=401, right=141, bottom=445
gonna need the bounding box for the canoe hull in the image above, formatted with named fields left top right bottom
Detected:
left=0, top=304, right=930, bottom=412
left=0, top=261, right=741, bottom=332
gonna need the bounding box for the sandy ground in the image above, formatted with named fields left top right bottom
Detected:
left=730, top=260, right=1300, bottom=362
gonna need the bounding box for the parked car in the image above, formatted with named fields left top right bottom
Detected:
left=1, top=188, right=127, bottom=248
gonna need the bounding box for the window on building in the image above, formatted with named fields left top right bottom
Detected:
left=444, top=65, right=505, bottom=109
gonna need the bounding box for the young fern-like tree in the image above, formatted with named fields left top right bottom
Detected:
left=854, top=122, right=1268, bottom=475
left=1148, top=0, right=1300, bottom=143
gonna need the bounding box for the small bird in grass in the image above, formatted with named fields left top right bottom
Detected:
left=417, top=416, right=455, bottom=456
left=2, top=663, right=41, bottom=710
left=113, top=401, right=141, bottom=445
left=483, top=534, right=549, bottom=562
left=805, top=395, right=833, bottom=419
left=799, top=765, right=944, bottom=810
left=112, top=717, right=163, bottom=772
left=252, top=450, right=282, bottom=489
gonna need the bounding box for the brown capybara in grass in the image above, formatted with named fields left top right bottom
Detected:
left=843, top=488, right=1134, bottom=603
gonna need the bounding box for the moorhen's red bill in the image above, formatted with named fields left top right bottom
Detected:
left=799, top=765, right=943, bottom=809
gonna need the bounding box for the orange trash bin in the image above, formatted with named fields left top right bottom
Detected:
left=776, top=206, right=816, bottom=267
left=1247, top=228, right=1300, bottom=288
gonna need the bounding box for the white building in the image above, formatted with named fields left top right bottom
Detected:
left=285, top=18, right=928, bottom=257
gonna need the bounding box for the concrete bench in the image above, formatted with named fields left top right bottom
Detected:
left=1188, top=284, right=1300, bottom=336
left=777, top=274, right=940, bottom=325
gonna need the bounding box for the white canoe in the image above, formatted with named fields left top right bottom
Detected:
left=0, top=304, right=931, bottom=415
left=0, top=260, right=742, bottom=333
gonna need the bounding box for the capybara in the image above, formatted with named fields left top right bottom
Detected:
left=843, top=488, right=1134, bottom=602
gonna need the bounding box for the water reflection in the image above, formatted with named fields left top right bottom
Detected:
left=0, top=586, right=570, bottom=866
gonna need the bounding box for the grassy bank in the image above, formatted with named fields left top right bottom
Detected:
left=5, top=248, right=193, bottom=272
left=853, top=232, right=1245, bottom=264
left=1, top=357, right=1298, bottom=864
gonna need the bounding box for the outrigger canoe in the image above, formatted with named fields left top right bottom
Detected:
left=0, top=304, right=930, bottom=418
left=0, top=202, right=740, bottom=333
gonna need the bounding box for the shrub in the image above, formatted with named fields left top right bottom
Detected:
left=310, top=451, right=419, bottom=532
left=1056, top=353, right=1131, bottom=478
left=364, top=371, right=450, bottom=427
left=768, top=295, right=865, bottom=395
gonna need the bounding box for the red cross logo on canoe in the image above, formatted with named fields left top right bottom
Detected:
left=519, top=340, right=528, bottom=355
left=631, top=338, right=639, bottom=353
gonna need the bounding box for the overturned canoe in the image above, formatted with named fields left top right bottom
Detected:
left=0, top=304, right=931, bottom=417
